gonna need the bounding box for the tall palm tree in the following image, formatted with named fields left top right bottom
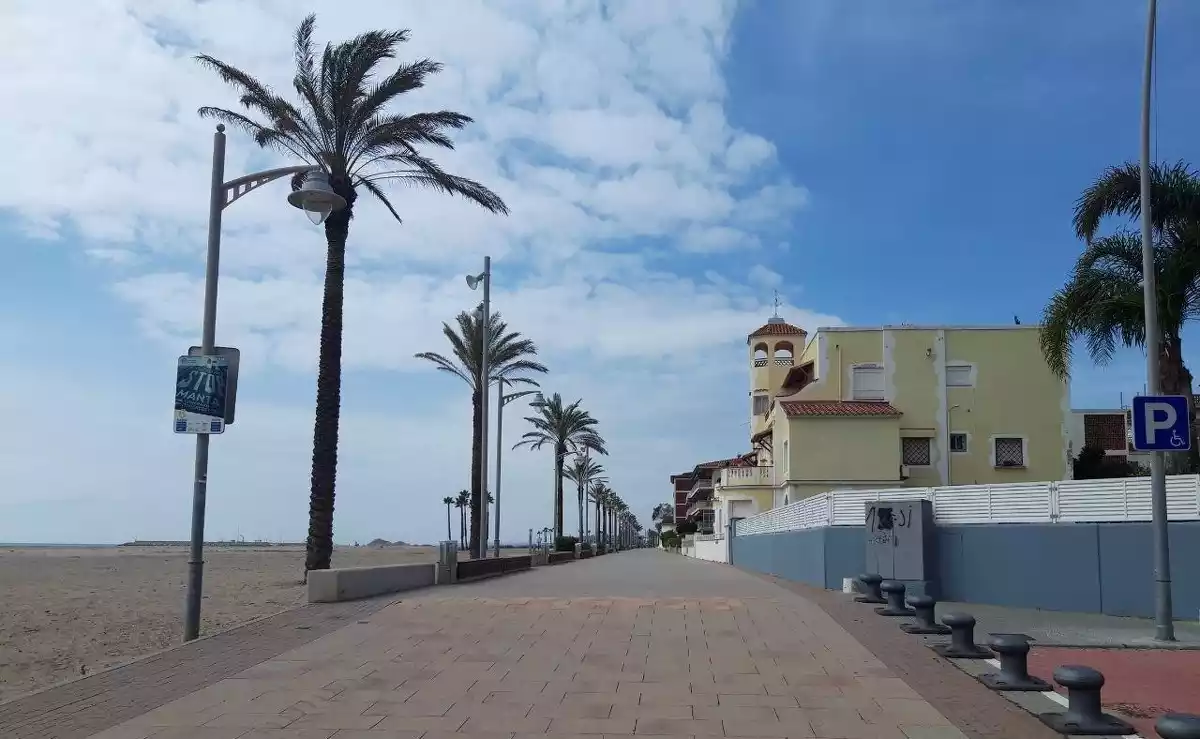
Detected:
left=1042, top=161, right=1200, bottom=472
left=197, top=15, right=508, bottom=573
left=454, top=489, right=469, bottom=550
left=515, top=393, right=607, bottom=538
left=589, top=481, right=609, bottom=549
left=563, top=454, right=605, bottom=542
left=416, top=309, right=547, bottom=558
left=442, top=496, right=454, bottom=542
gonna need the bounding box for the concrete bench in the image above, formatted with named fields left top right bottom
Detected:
left=307, top=562, right=437, bottom=603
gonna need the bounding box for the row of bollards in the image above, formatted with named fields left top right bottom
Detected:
left=854, top=573, right=1200, bottom=738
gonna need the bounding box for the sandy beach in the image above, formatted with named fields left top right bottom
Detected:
left=0, top=544, right=456, bottom=703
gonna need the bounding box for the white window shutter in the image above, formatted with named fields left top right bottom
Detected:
left=852, top=366, right=884, bottom=400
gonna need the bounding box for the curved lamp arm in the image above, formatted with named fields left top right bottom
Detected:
left=220, top=165, right=319, bottom=211
left=501, top=389, right=539, bottom=407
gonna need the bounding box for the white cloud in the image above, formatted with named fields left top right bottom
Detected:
left=747, top=265, right=784, bottom=289
left=0, top=0, right=837, bottom=540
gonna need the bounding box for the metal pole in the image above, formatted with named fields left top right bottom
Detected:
left=1139, top=0, right=1174, bottom=642
left=494, top=377, right=504, bottom=558
left=477, top=256, right=491, bottom=559
left=184, top=125, right=226, bottom=642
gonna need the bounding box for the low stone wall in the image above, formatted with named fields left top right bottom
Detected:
left=548, top=551, right=575, bottom=565
left=457, top=555, right=533, bottom=582
left=307, top=562, right=437, bottom=603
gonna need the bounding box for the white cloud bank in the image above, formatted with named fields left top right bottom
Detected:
left=0, top=0, right=840, bottom=544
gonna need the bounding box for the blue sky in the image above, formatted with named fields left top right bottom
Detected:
left=2, top=0, right=1198, bottom=545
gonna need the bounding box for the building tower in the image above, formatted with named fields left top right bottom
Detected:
left=747, top=295, right=808, bottom=441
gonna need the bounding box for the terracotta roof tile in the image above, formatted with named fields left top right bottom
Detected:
left=780, top=400, right=902, bottom=418
left=747, top=320, right=807, bottom=342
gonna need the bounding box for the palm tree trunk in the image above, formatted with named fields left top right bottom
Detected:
left=445, top=504, right=451, bottom=542
left=577, top=480, right=584, bottom=542
left=304, top=223, right=347, bottom=574
left=470, top=389, right=483, bottom=558
left=553, top=443, right=565, bottom=539
left=1160, top=339, right=1198, bottom=474
left=594, top=498, right=601, bottom=549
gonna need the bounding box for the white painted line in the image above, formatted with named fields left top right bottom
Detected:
left=985, top=658, right=1147, bottom=739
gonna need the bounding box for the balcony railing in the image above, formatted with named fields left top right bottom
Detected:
left=688, top=487, right=713, bottom=504
left=718, top=466, right=774, bottom=488
left=687, top=499, right=715, bottom=520
left=753, top=357, right=795, bottom=368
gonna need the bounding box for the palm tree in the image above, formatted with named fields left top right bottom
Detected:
left=442, top=496, right=454, bottom=542
left=415, top=309, right=547, bottom=558
left=454, top=490, right=469, bottom=550
left=1042, top=161, right=1200, bottom=472
left=651, top=503, right=674, bottom=532
left=515, top=393, right=607, bottom=538
left=563, top=454, right=605, bottom=542
left=197, top=16, right=508, bottom=573
left=589, top=481, right=609, bottom=549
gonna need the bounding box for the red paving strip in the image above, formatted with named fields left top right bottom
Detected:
left=1028, top=647, right=1200, bottom=738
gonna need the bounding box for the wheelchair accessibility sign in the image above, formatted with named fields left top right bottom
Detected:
left=1131, top=395, right=1192, bottom=452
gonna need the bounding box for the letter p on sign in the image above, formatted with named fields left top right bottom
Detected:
left=1131, top=395, right=1192, bottom=452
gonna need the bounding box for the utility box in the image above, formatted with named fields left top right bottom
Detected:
left=437, top=541, right=457, bottom=585
left=864, top=499, right=936, bottom=597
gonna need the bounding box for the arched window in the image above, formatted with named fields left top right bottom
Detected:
left=752, top=342, right=769, bottom=367
left=774, top=341, right=794, bottom=367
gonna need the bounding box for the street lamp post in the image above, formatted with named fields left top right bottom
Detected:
left=466, top=257, right=491, bottom=559
left=1138, top=0, right=1174, bottom=642
left=494, top=378, right=537, bottom=557
left=185, top=124, right=344, bottom=642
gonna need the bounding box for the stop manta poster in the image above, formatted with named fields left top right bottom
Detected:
left=174, top=355, right=229, bottom=434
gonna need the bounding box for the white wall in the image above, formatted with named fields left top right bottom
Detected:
left=692, top=537, right=728, bottom=563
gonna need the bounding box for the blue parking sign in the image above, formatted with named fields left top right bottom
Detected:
left=1131, top=395, right=1192, bottom=452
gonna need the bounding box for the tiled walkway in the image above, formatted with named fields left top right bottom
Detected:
left=3, top=551, right=1035, bottom=739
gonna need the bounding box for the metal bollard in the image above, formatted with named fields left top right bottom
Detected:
left=1038, top=665, right=1134, bottom=736
left=875, top=580, right=916, bottom=617
left=977, top=634, right=1050, bottom=691
left=853, top=573, right=886, bottom=604
left=1156, top=713, right=1200, bottom=739
left=929, top=612, right=992, bottom=659
left=900, top=595, right=950, bottom=635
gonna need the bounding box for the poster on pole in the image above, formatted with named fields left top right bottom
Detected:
left=174, top=355, right=229, bottom=434
left=188, top=346, right=240, bottom=424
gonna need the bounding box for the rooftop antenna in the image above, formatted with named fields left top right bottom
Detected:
left=768, top=290, right=785, bottom=324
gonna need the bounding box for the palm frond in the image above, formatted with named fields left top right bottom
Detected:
left=197, top=14, right=506, bottom=221
left=1075, top=161, right=1200, bottom=242
left=355, top=176, right=403, bottom=222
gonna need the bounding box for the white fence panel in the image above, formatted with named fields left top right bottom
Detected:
left=731, top=474, right=1200, bottom=536
left=933, top=482, right=1054, bottom=524
left=1056, top=475, right=1200, bottom=522
left=734, top=493, right=831, bottom=536
left=830, top=487, right=930, bottom=526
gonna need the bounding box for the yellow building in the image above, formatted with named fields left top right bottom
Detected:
left=708, top=318, right=1072, bottom=525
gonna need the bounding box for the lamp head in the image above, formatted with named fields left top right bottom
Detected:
left=287, top=172, right=347, bottom=225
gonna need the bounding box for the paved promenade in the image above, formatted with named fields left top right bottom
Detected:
left=1, top=551, right=1056, bottom=739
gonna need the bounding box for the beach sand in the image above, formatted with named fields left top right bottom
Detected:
left=0, top=544, right=459, bottom=703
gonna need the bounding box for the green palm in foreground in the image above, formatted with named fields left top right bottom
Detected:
left=196, top=15, right=508, bottom=572
left=416, top=309, right=546, bottom=558
left=515, top=393, right=607, bottom=538
left=1041, top=161, right=1200, bottom=472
